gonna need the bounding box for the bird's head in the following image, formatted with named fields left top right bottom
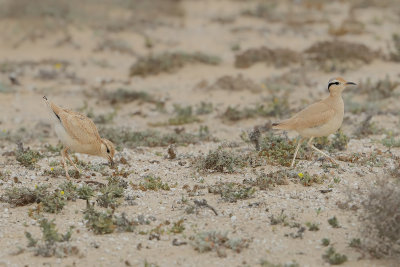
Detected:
left=100, top=138, right=115, bottom=167
left=327, top=77, right=356, bottom=96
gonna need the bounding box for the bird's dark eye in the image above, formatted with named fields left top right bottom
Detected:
left=106, top=147, right=110, bottom=153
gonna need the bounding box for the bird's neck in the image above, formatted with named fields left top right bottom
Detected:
left=327, top=92, right=344, bottom=113
left=329, top=91, right=342, bottom=98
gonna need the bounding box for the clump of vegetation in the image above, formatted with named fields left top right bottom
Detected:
left=169, top=219, right=185, bottom=234
left=1, top=185, right=48, bottom=207
left=322, top=238, right=330, bottom=246
left=322, top=246, right=348, bottom=265
left=243, top=170, right=290, bottom=190
left=43, top=167, right=67, bottom=178
left=196, top=102, right=214, bottom=115
left=45, top=143, right=63, bottom=153
left=329, top=130, right=349, bottom=151
left=269, top=210, right=290, bottom=226
left=353, top=115, right=381, bottom=138
left=2, top=182, right=78, bottom=214
left=41, top=191, right=66, bottom=213
left=390, top=34, right=400, bottom=62
left=99, top=127, right=215, bottom=149
left=222, top=96, right=289, bottom=122
left=88, top=110, right=116, bottom=125
left=16, top=145, right=43, bottom=169
left=25, top=218, right=78, bottom=258
left=207, top=74, right=262, bottom=92
left=130, top=52, right=220, bottom=77
left=208, top=182, right=255, bottom=202
left=222, top=105, right=266, bottom=121
left=113, top=212, right=136, bottom=233
left=358, top=179, right=400, bottom=257
left=235, top=46, right=301, bottom=68
left=84, top=206, right=116, bottom=234
left=305, top=222, right=320, bottom=231
left=94, top=38, right=135, bottom=55
left=328, top=18, right=365, bottom=36
left=259, top=133, right=302, bottom=166
left=197, top=148, right=245, bottom=173
left=381, top=135, right=400, bottom=150
left=269, top=210, right=301, bottom=229
left=103, top=88, right=158, bottom=105
left=77, top=184, right=95, bottom=200
left=96, top=177, right=126, bottom=208
left=84, top=203, right=136, bottom=234
left=191, top=231, right=250, bottom=257
left=328, top=216, right=340, bottom=228
left=58, top=181, right=78, bottom=201
left=260, top=259, right=300, bottom=267
left=349, top=238, right=361, bottom=248
left=338, top=152, right=384, bottom=167
left=357, top=76, right=399, bottom=100
left=305, top=40, right=377, bottom=72
left=297, top=172, right=326, bottom=186
left=152, top=104, right=201, bottom=126
left=131, top=175, right=170, bottom=191
left=241, top=2, right=278, bottom=21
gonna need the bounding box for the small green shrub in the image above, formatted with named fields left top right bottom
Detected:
left=322, top=247, right=347, bottom=265
left=41, top=192, right=66, bottom=214
left=99, top=127, right=216, bottom=149
left=1, top=185, right=48, bottom=207
left=322, top=238, right=330, bottom=246
left=25, top=218, right=78, bottom=258
left=77, top=184, right=95, bottom=200
left=191, top=231, right=249, bottom=257
left=16, top=147, right=43, bottom=169
left=131, top=175, right=170, bottom=191
left=259, top=133, right=301, bottom=166
left=130, top=52, right=220, bottom=77
left=208, top=182, right=255, bottom=202
left=306, top=222, right=320, bottom=231
left=197, top=148, right=245, bottom=173
left=328, top=216, right=340, bottom=228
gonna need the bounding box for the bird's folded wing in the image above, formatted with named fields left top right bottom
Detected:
left=290, top=102, right=335, bottom=129
left=60, top=110, right=102, bottom=144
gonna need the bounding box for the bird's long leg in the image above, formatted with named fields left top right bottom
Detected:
left=64, top=148, right=80, bottom=173
left=307, top=137, right=338, bottom=164
left=291, top=137, right=304, bottom=168
left=61, top=147, right=71, bottom=179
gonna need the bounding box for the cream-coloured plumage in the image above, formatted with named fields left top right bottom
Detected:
left=272, top=77, right=356, bottom=167
left=43, top=96, right=115, bottom=179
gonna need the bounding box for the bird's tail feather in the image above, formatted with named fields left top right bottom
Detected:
left=43, top=96, right=62, bottom=122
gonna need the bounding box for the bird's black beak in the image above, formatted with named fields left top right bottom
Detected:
left=346, top=82, right=356, bottom=85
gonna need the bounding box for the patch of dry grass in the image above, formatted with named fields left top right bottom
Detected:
left=359, top=179, right=400, bottom=258
left=130, top=52, right=220, bottom=77
left=99, top=127, right=216, bottom=149
left=235, top=46, right=301, bottom=68
left=304, top=40, right=377, bottom=72
left=207, top=74, right=262, bottom=92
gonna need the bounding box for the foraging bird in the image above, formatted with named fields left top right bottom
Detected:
left=43, top=96, right=115, bottom=179
left=272, top=77, right=356, bottom=167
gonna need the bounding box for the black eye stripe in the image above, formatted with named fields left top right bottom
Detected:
left=328, top=81, right=340, bottom=90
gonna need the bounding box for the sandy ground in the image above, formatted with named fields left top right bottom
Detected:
left=0, top=0, right=399, bottom=266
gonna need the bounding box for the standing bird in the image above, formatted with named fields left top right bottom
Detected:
left=43, top=96, right=115, bottom=179
left=272, top=77, right=356, bottom=167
